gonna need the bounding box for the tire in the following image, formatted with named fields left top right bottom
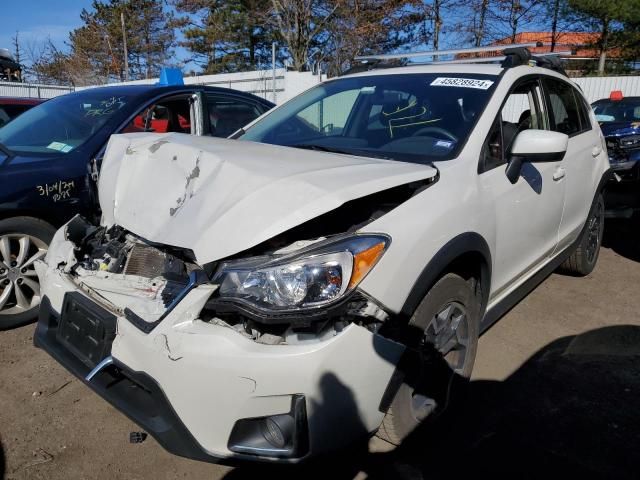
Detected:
left=0, top=217, right=56, bottom=330
left=560, top=193, right=605, bottom=276
left=376, top=273, right=480, bottom=445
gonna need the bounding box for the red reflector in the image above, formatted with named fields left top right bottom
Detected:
left=610, top=90, right=624, bottom=101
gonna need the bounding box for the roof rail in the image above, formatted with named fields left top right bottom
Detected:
left=354, top=42, right=543, bottom=61
left=345, top=44, right=570, bottom=77
left=404, top=50, right=571, bottom=65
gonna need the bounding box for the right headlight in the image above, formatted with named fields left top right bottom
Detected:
left=212, top=234, right=390, bottom=312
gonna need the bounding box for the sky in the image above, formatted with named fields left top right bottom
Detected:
left=1, top=1, right=558, bottom=72
left=0, top=0, right=189, bottom=68
left=0, top=0, right=95, bottom=57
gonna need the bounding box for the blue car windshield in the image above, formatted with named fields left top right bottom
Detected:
left=0, top=90, right=131, bottom=154
left=592, top=98, right=640, bottom=123
left=239, top=73, right=498, bottom=163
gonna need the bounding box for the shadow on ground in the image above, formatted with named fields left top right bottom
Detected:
left=603, top=215, right=640, bottom=262
left=224, top=325, right=640, bottom=480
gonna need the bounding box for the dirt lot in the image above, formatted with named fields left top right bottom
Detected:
left=1, top=218, right=639, bottom=480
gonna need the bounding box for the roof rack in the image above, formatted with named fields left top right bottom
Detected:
left=354, top=42, right=542, bottom=62
left=434, top=50, right=571, bottom=65
left=346, top=43, right=569, bottom=77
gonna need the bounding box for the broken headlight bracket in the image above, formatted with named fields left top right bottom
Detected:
left=205, top=289, right=362, bottom=327
left=124, top=269, right=209, bottom=333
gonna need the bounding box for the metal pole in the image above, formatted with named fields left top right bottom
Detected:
left=121, top=11, right=129, bottom=81
left=272, top=42, right=276, bottom=103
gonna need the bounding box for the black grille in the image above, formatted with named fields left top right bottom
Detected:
left=55, top=292, right=117, bottom=368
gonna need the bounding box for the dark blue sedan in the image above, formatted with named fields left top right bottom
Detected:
left=592, top=94, right=640, bottom=182
left=0, top=83, right=274, bottom=328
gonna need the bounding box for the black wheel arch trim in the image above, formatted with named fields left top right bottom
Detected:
left=399, top=232, right=492, bottom=320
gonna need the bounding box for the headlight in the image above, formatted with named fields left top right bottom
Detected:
left=213, top=235, right=389, bottom=312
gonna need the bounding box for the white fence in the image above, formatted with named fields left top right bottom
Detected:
left=0, top=72, right=638, bottom=106
left=574, top=76, right=640, bottom=103
left=78, top=68, right=325, bottom=104
left=0, top=81, right=73, bottom=99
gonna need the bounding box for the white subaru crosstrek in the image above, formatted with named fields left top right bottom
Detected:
left=35, top=49, right=610, bottom=464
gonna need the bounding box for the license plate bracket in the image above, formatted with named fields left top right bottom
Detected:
left=56, top=292, right=117, bottom=369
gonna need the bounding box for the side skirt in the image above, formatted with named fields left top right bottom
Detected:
left=479, top=238, right=575, bottom=334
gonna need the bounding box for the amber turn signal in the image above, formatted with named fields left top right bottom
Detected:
left=349, top=242, right=386, bottom=289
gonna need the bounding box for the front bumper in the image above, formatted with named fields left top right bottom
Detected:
left=34, top=259, right=404, bottom=464
left=35, top=296, right=218, bottom=463
left=607, top=145, right=640, bottom=182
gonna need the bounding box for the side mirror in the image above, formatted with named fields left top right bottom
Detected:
left=506, top=130, right=568, bottom=184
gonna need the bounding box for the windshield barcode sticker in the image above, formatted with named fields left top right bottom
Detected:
left=430, top=77, right=494, bottom=90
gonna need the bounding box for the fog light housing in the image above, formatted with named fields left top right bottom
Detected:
left=228, top=395, right=308, bottom=459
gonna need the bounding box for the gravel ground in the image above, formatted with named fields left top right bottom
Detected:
left=1, top=218, right=639, bottom=480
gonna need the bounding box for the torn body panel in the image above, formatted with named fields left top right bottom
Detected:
left=34, top=132, right=441, bottom=463
left=45, top=216, right=201, bottom=329
left=48, top=216, right=396, bottom=344
left=99, top=132, right=438, bottom=263
left=35, top=221, right=406, bottom=460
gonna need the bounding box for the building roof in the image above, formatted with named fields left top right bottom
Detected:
left=491, top=32, right=616, bottom=59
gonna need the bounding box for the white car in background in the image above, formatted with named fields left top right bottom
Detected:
left=35, top=47, right=610, bottom=464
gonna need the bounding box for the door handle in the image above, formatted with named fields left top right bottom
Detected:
left=553, top=167, right=566, bottom=181
left=592, top=145, right=602, bottom=157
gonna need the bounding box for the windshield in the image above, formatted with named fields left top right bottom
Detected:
left=0, top=90, right=131, bottom=154
left=592, top=99, right=640, bottom=124
left=239, top=73, right=498, bottom=163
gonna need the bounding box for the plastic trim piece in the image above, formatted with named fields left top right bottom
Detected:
left=85, top=356, right=114, bottom=381
left=34, top=297, right=311, bottom=466
left=124, top=269, right=208, bottom=334
left=399, top=232, right=492, bottom=320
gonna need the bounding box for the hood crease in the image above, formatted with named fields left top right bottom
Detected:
left=99, top=132, right=438, bottom=263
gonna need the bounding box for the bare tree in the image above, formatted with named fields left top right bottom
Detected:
left=269, top=0, right=340, bottom=71
left=483, top=0, right=541, bottom=43
left=473, top=0, right=490, bottom=47
left=11, top=32, right=23, bottom=67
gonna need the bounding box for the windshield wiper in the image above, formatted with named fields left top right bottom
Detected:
left=229, top=127, right=245, bottom=139
left=291, top=143, right=399, bottom=161
left=290, top=143, right=356, bottom=155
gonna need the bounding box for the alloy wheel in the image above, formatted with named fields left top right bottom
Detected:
left=0, top=234, right=47, bottom=315
left=410, top=301, right=470, bottom=421
left=586, top=200, right=603, bottom=263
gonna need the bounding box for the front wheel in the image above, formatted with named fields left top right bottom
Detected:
left=560, top=193, right=605, bottom=276
left=376, top=273, right=480, bottom=445
left=0, top=217, right=56, bottom=330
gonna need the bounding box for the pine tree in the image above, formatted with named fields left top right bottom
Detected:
left=568, top=0, right=640, bottom=73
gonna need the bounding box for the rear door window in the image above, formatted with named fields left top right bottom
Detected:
left=544, top=78, right=582, bottom=136
left=206, top=95, right=267, bottom=138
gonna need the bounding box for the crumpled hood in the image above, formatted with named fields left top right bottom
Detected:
left=99, top=132, right=437, bottom=263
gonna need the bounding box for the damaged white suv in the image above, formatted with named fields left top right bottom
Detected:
left=35, top=51, right=610, bottom=464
